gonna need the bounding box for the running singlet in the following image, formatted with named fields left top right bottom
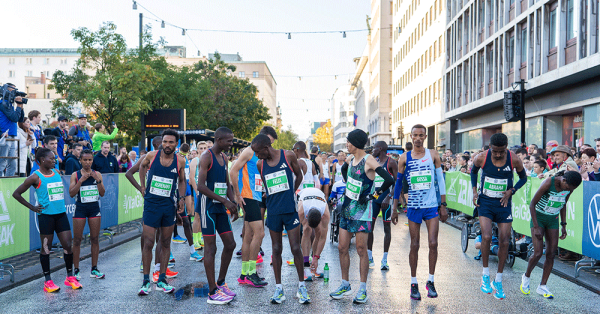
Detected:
left=322, top=161, right=330, bottom=179
left=535, top=177, right=570, bottom=216
left=299, top=187, right=326, bottom=218
left=184, top=158, right=190, bottom=181
left=75, top=170, right=100, bottom=210
left=479, top=149, right=514, bottom=205
left=342, top=155, right=374, bottom=221
left=335, top=163, right=344, bottom=183
left=372, top=157, right=393, bottom=204
left=34, top=169, right=66, bottom=215
left=239, top=152, right=263, bottom=201
left=405, top=150, right=438, bottom=209
left=203, top=149, right=228, bottom=213
left=144, top=150, right=178, bottom=207
left=261, top=150, right=296, bottom=215
left=300, top=157, right=315, bottom=190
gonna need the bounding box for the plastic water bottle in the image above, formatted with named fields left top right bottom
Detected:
left=324, top=263, right=329, bottom=282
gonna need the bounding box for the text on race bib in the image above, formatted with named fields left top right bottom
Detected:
left=149, top=175, right=174, bottom=197
left=302, top=182, right=315, bottom=189
left=265, top=170, right=290, bottom=194
left=184, top=168, right=190, bottom=180
left=80, top=185, right=99, bottom=203
left=543, top=193, right=568, bottom=215
left=482, top=177, right=508, bottom=198
left=47, top=182, right=64, bottom=202
left=213, top=182, right=227, bottom=203
left=374, top=174, right=385, bottom=188
left=345, top=177, right=363, bottom=201
left=410, top=170, right=432, bottom=191
left=254, top=174, right=264, bottom=192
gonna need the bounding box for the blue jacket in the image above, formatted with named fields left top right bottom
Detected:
left=64, top=153, right=81, bottom=175
left=0, top=100, right=24, bottom=136
left=92, top=151, right=119, bottom=173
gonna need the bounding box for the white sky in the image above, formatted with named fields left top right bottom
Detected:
left=5, top=0, right=370, bottom=139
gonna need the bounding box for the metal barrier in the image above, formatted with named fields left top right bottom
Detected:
left=0, top=138, right=20, bottom=178
left=0, top=262, right=15, bottom=283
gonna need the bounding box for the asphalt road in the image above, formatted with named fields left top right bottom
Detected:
left=1, top=213, right=599, bottom=314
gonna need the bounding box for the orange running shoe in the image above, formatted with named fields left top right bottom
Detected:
left=256, top=254, right=263, bottom=264
left=166, top=268, right=178, bottom=278
left=152, top=271, right=160, bottom=283
left=64, top=276, right=82, bottom=290
left=44, top=280, right=60, bottom=293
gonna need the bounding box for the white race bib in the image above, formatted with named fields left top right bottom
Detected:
left=409, top=170, right=432, bottom=190
left=543, top=195, right=567, bottom=215
left=149, top=175, right=174, bottom=197
left=345, top=177, right=363, bottom=201
left=254, top=174, right=264, bottom=192
left=47, top=182, right=64, bottom=202
left=482, top=177, right=508, bottom=198
left=213, top=182, right=227, bottom=203
left=264, top=170, right=290, bottom=194
left=80, top=185, right=99, bottom=203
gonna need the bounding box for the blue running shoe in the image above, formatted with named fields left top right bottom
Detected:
left=481, top=275, right=493, bottom=294
left=297, top=286, right=311, bottom=304
left=492, top=281, right=505, bottom=300
left=270, top=287, right=286, bottom=304
left=172, top=235, right=186, bottom=244
left=190, top=251, right=204, bottom=262
left=368, top=257, right=375, bottom=268
left=330, top=283, right=352, bottom=299
left=157, top=280, right=175, bottom=293
left=74, top=269, right=81, bottom=281
left=169, top=252, right=175, bottom=263
left=138, top=280, right=151, bottom=296
left=353, top=289, right=368, bottom=304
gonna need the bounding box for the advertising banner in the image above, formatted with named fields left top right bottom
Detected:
left=582, top=181, right=600, bottom=259
left=0, top=178, right=30, bottom=260
left=444, top=172, right=475, bottom=216
left=118, top=174, right=144, bottom=224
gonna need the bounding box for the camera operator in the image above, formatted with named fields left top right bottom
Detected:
left=64, top=143, right=83, bottom=175
left=92, top=122, right=118, bottom=152
left=51, top=115, right=70, bottom=167
left=69, top=113, right=92, bottom=149
left=0, top=83, right=26, bottom=177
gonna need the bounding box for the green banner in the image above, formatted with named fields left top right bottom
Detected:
left=445, top=172, right=475, bottom=216
left=510, top=176, right=532, bottom=236
left=118, top=174, right=144, bottom=224
left=0, top=178, right=30, bottom=260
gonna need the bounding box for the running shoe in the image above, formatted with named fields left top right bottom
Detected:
left=282, top=230, right=287, bottom=237
left=520, top=274, right=531, bottom=295
left=74, top=269, right=81, bottom=281
left=157, top=280, right=175, bottom=293
left=167, top=262, right=175, bottom=268
left=368, top=257, right=375, bottom=268
left=474, top=250, right=482, bottom=260
left=426, top=280, right=438, bottom=298
left=64, top=276, right=82, bottom=290
left=217, top=282, right=236, bottom=297
left=536, top=285, right=554, bottom=299
left=166, top=268, right=178, bottom=278
left=245, top=273, right=268, bottom=287
left=44, top=280, right=60, bottom=293
left=235, top=249, right=242, bottom=256
left=492, top=281, right=505, bottom=300
left=410, top=283, right=421, bottom=300
left=208, top=289, right=234, bottom=304
left=169, top=252, right=175, bottom=263
left=90, top=269, right=105, bottom=279
left=270, top=287, right=286, bottom=304
left=194, top=242, right=202, bottom=250
left=190, top=251, right=204, bottom=262
left=480, top=275, right=493, bottom=294
left=330, top=283, right=352, bottom=299
left=256, top=254, right=263, bottom=264
left=297, top=286, right=311, bottom=304
left=198, top=236, right=204, bottom=247
left=353, top=289, right=368, bottom=304
left=139, top=261, right=144, bottom=273
left=172, top=235, right=187, bottom=243
left=138, top=281, right=151, bottom=295
left=381, top=261, right=389, bottom=271
left=238, top=274, right=247, bottom=285
left=286, top=258, right=294, bottom=266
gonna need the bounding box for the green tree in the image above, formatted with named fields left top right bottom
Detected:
left=51, top=22, right=160, bottom=144
left=50, top=99, right=77, bottom=121
left=272, top=126, right=299, bottom=150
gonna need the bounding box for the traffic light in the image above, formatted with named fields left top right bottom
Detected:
left=503, top=90, right=522, bottom=122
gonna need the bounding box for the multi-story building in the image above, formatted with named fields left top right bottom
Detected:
left=350, top=48, right=371, bottom=133
left=391, top=0, right=447, bottom=149
left=444, top=0, right=600, bottom=151
left=331, top=84, right=356, bottom=151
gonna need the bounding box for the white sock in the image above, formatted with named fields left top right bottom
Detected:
left=359, top=282, right=367, bottom=290
left=495, top=273, right=503, bottom=283
left=538, top=284, right=548, bottom=291
left=155, top=263, right=160, bottom=272
left=367, top=250, right=373, bottom=260
left=428, top=274, right=434, bottom=282
left=522, top=274, right=530, bottom=285
left=411, top=277, right=418, bottom=284
left=382, top=252, right=388, bottom=261
left=189, top=244, right=196, bottom=254
left=276, top=284, right=283, bottom=290
left=342, top=279, right=350, bottom=287
left=299, top=281, right=305, bottom=288
left=482, top=267, right=490, bottom=276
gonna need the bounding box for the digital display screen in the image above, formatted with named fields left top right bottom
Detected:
left=142, top=109, right=185, bottom=130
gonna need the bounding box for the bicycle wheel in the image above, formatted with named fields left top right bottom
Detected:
left=461, top=223, right=469, bottom=253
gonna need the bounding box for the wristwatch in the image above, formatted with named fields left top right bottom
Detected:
left=560, top=222, right=567, bottom=226
left=440, top=202, right=447, bottom=207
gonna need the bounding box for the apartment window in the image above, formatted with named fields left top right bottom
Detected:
left=26, top=70, right=32, bottom=76
left=43, top=58, right=50, bottom=65
left=25, top=58, right=32, bottom=65
left=253, top=71, right=259, bottom=78
left=239, top=71, right=245, bottom=78
left=549, top=5, right=557, bottom=49
left=8, top=58, right=15, bottom=65
left=566, top=0, right=575, bottom=40
left=8, top=70, right=15, bottom=77
left=508, top=33, right=515, bottom=68
left=520, top=25, right=527, bottom=64
left=60, top=58, right=68, bottom=65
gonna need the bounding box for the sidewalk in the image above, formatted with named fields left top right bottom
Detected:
left=444, top=215, right=600, bottom=295
left=0, top=220, right=143, bottom=293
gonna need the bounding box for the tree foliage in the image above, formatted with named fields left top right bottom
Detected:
left=50, top=99, right=77, bottom=122
left=313, top=119, right=333, bottom=152
left=272, top=126, right=299, bottom=150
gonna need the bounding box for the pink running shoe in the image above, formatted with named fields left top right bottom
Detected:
left=44, top=280, right=60, bottom=293
left=217, top=282, right=236, bottom=297
left=64, top=276, right=82, bottom=290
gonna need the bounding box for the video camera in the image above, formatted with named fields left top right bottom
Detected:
left=0, top=84, right=28, bottom=104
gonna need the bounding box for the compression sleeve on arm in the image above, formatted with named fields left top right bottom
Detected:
left=341, top=163, right=349, bottom=182
left=470, top=164, right=480, bottom=188
left=513, top=167, right=528, bottom=191
left=374, top=166, right=394, bottom=194
left=435, top=167, right=446, bottom=195
left=393, top=172, right=405, bottom=200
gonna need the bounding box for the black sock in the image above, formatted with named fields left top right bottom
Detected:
left=217, top=279, right=225, bottom=286
left=40, top=254, right=51, bottom=281
left=210, top=287, right=218, bottom=295
left=74, top=268, right=79, bottom=274
left=64, top=253, right=73, bottom=277
left=91, top=266, right=98, bottom=272
left=173, top=226, right=179, bottom=238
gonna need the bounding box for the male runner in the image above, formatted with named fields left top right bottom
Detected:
left=13, top=148, right=82, bottom=292
left=69, top=149, right=106, bottom=280
left=230, top=126, right=278, bottom=287
left=320, top=151, right=331, bottom=197
left=367, top=141, right=397, bottom=270
left=471, top=132, right=526, bottom=300
left=297, top=187, right=330, bottom=280
left=294, top=141, right=320, bottom=191
left=392, top=124, right=448, bottom=300
left=136, top=129, right=186, bottom=295
left=196, top=127, right=239, bottom=304
left=189, top=143, right=206, bottom=250
left=332, top=151, right=346, bottom=186
left=330, top=129, right=394, bottom=304
left=520, top=171, right=581, bottom=299
left=251, top=134, right=310, bottom=304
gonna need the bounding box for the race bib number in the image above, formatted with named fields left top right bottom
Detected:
left=80, top=185, right=99, bottom=203
left=543, top=194, right=567, bottom=215
left=410, top=170, right=432, bottom=190
left=482, top=177, right=507, bottom=198
left=254, top=174, right=264, bottom=192
left=213, top=182, right=227, bottom=203
left=184, top=168, right=190, bottom=180
left=345, top=177, right=363, bottom=201
left=374, top=174, right=385, bottom=188
left=265, top=170, right=290, bottom=194
left=149, top=175, right=173, bottom=197
left=47, top=182, right=64, bottom=202
left=302, top=182, right=315, bottom=189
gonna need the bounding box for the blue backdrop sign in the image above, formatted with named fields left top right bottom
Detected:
left=582, top=181, right=600, bottom=260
